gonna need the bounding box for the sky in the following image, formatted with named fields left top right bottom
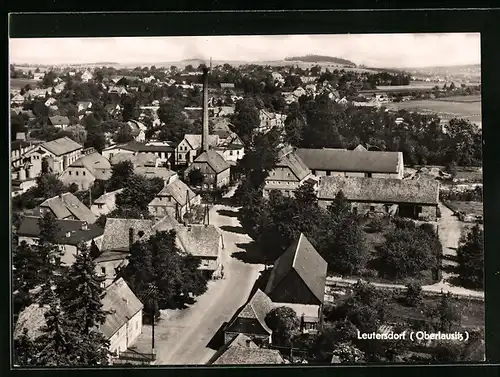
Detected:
left=9, top=33, right=480, bottom=68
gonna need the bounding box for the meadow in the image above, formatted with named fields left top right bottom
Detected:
left=385, top=97, right=482, bottom=125
left=10, top=78, right=39, bottom=89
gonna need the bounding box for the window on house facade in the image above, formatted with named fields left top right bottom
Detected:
left=366, top=172, right=373, bottom=178
left=76, top=171, right=79, bottom=176
left=229, top=151, right=233, bottom=156
left=370, top=206, right=375, bottom=212
left=83, top=171, right=86, bottom=176
left=109, top=153, right=114, bottom=158
left=101, top=267, right=106, bottom=274
left=69, top=171, right=72, bottom=175
left=311, top=169, right=316, bottom=175
left=353, top=207, right=358, bottom=215
left=326, top=171, right=331, bottom=176
left=97, top=204, right=103, bottom=209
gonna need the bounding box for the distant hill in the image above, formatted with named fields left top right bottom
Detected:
left=285, top=55, right=356, bottom=66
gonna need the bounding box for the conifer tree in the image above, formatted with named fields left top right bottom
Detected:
left=56, top=242, right=108, bottom=335
left=13, top=328, right=38, bottom=366
left=34, top=291, right=79, bottom=366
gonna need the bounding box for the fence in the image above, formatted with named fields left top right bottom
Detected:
left=112, top=349, right=156, bottom=365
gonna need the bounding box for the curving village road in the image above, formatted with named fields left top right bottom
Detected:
left=133, top=190, right=264, bottom=365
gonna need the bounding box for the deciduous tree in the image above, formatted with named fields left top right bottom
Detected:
left=456, top=224, right=484, bottom=289
left=265, top=306, right=301, bottom=346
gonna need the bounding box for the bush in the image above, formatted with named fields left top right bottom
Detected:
left=367, top=217, right=384, bottom=233
left=404, top=281, right=423, bottom=306
left=359, top=268, right=378, bottom=278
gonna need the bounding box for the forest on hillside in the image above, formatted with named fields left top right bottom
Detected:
left=285, top=55, right=356, bottom=66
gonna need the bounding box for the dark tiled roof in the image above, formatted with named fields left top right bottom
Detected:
left=211, top=333, right=285, bottom=364
left=93, top=189, right=124, bottom=205
left=265, top=233, right=327, bottom=304
left=41, top=137, right=83, bottom=156
left=183, top=135, right=219, bottom=150
left=101, top=218, right=154, bottom=252
left=233, top=289, right=273, bottom=334
left=318, top=176, right=440, bottom=205
left=16, top=216, right=104, bottom=246
left=193, top=150, right=230, bottom=174
left=69, top=152, right=112, bottom=178
left=134, top=167, right=177, bottom=182
left=175, top=224, right=221, bottom=258
left=48, top=116, right=70, bottom=126
left=153, top=179, right=196, bottom=206
left=110, top=152, right=158, bottom=167
left=93, top=250, right=130, bottom=263
left=39, top=193, right=97, bottom=224
left=296, top=148, right=401, bottom=174
left=101, top=278, right=143, bottom=339
left=276, top=151, right=311, bottom=181
left=140, top=214, right=180, bottom=241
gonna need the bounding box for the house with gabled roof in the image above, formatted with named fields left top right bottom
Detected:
left=16, top=216, right=104, bottom=266
left=47, top=115, right=71, bottom=129
left=184, top=150, right=231, bottom=190
left=175, top=134, right=219, bottom=166
left=105, top=140, right=175, bottom=166
left=134, top=166, right=178, bottom=185
left=23, top=137, right=84, bottom=176
left=11, top=93, right=25, bottom=105
left=125, top=120, right=147, bottom=142
left=81, top=70, right=93, bottom=83
left=77, top=101, right=93, bottom=113
left=110, top=152, right=159, bottom=168
left=54, top=82, right=66, bottom=94
left=37, top=192, right=98, bottom=224
left=208, top=333, right=286, bottom=365
left=13, top=278, right=143, bottom=362
left=317, top=176, right=440, bottom=221
left=224, top=289, right=274, bottom=345
left=295, top=148, right=404, bottom=179
left=91, top=189, right=124, bottom=216
left=175, top=224, right=223, bottom=278
left=96, top=218, right=154, bottom=285
left=148, top=179, right=200, bottom=222
left=108, top=85, right=129, bottom=96
left=265, top=233, right=327, bottom=307
left=105, top=103, right=122, bottom=117
left=263, top=147, right=315, bottom=198
left=101, top=278, right=144, bottom=356
left=59, top=149, right=112, bottom=190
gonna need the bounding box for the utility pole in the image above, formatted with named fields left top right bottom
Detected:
left=148, top=283, right=158, bottom=358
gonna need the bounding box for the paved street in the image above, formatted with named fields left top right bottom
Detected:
left=134, top=189, right=264, bottom=365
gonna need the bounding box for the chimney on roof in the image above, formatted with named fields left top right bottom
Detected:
left=66, top=231, right=71, bottom=238
left=202, top=67, right=210, bottom=154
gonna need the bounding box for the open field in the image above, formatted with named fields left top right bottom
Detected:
left=10, top=78, right=39, bottom=89
left=433, top=94, right=481, bottom=103
left=385, top=296, right=484, bottom=328
left=385, top=98, right=482, bottom=124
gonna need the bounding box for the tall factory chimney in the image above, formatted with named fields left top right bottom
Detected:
left=202, top=67, right=209, bottom=153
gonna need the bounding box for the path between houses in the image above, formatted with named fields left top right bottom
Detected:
left=133, top=192, right=264, bottom=365
left=326, top=202, right=483, bottom=299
